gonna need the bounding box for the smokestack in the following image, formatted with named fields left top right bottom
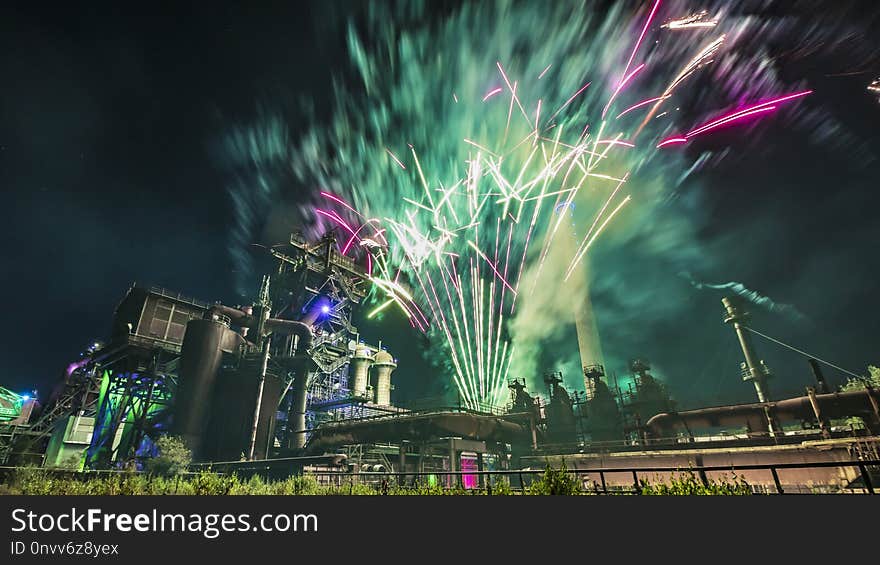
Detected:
left=722, top=297, right=777, bottom=436
left=554, top=204, right=605, bottom=393
left=372, top=349, right=397, bottom=406
left=722, top=297, right=772, bottom=403
left=808, top=359, right=829, bottom=394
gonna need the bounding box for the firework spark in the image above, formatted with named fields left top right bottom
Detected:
left=661, top=10, right=718, bottom=30
left=243, top=0, right=821, bottom=409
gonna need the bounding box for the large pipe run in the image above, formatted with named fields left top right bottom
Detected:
left=209, top=304, right=256, bottom=328
left=646, top=388, right=880, bottom=438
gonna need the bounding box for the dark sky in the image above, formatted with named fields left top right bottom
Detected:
left=1, top=1, right=879, bottom=408
left=0, top=2, right=344, bottom=395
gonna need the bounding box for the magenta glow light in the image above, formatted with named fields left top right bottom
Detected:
left=315, top=209, right=357, bottom=236
left=342, top=221, right=372, bottom=255
left=656, top=137, right=687, bottom=148
left=619, top=0, right=662, bottom=91
left=657, top=90, right=812, bottom=148
left=687, top=90, right=812, bottom=137
left=482, top=87, right=503, bottom=102
left=687, top=106, right=777, bottom=138
left=603, top=63, right=646, bottom=118
left=320, top=191, right=363, bottom=217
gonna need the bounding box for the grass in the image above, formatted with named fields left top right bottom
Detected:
left=0, top=465, right=751, bottom=495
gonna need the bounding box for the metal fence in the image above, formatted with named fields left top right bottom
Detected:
left=303, top=459, right=879, bottom=495
left=1, top=459, right=875, bottom=495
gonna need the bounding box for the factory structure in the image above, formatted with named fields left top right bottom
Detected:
left=1, top=229, right=878, bottom=492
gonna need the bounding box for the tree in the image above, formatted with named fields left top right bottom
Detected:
left=834, top=365, right=880, bottom=431
left=145, top=436, right=192, bottom=476
left=840, top=365, right=880, bottom=392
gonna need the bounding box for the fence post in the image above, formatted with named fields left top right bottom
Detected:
left=600, top=471, right=607, bottom=494
left=632, top=470, right=641, bottom=495
left=857, top=463, right=875, bottom=494
left=770, top=467, right=784, bottom=494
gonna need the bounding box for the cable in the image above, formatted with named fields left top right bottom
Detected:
left=742, top=326, right=865, bottom=381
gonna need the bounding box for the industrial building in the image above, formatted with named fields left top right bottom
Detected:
left=1, top=229, right=878, bottom=493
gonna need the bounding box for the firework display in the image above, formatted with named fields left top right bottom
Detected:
left=277, top=0, right=818, bottom=410
left=7, top=1, right=880, bottom=510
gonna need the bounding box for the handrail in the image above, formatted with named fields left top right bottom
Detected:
left=307, top=458, right=880, bottom=476
left=304, top=458, right=879, bottom=494
left=0, top=459, right=875, bottom=494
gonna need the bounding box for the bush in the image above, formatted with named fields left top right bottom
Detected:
left=639, top=471, right=752, bottom=495
left=55, top=453, right=84, bottom=471
left=526, top=463, right=583, bottom=495
left=487, top=477, right=514, bottom=496
left=3, top=464, right=754, bottom=495
left=145, top=436, right=192, bottom=477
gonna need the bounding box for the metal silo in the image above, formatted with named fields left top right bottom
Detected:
left=174, top=318, right=244, bottom=458
left=349, top=343, right=373, bottom=399
left=371, top=349, right=397, bottom=406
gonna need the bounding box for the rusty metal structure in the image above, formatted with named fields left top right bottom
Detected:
left=4, top=231, right=879, bottom=494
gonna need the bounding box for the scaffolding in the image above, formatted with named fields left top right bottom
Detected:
left=266, top=230, right=380, bottom=448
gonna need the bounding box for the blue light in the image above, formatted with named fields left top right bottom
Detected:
left=21, top=395, right=30, bottom=401
left=321, top=305, right=331, bottom=314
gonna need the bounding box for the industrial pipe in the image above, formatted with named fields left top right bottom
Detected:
left=264, top=319, right=314, bottom=451
left=646, top=388, right=880, bottom=438
left=209, top=304, right=256, bottom=328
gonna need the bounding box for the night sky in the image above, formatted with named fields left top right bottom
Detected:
left=1, top=2, right=344, bottom=395
left=2, top=1, right=879, bottom=408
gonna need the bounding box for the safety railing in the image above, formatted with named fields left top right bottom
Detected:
left=302, top=459, right=880, bottom=495
left=0, top=459, right=876, bottom=495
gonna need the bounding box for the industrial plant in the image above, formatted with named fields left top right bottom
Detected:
left=1, top=229, right=878, bottom=494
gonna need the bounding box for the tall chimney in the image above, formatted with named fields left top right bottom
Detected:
left=722, top=297, right=772, bottom=403
left=722, top=297, right=777, bottom=436
left=554, top=203, right=605, bottom=396
left=808, top=359, right=829, bottom=394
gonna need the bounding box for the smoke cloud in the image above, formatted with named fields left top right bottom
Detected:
left=217, top=0, right=878, bottom=405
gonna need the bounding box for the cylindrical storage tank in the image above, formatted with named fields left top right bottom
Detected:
left=349, top=344, right=373, bottom=398
left=173, top=319, right=234, bottom=458
left=371, top=349, right=397, bottom=406
left=203, top=364, right=282, bottom=462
